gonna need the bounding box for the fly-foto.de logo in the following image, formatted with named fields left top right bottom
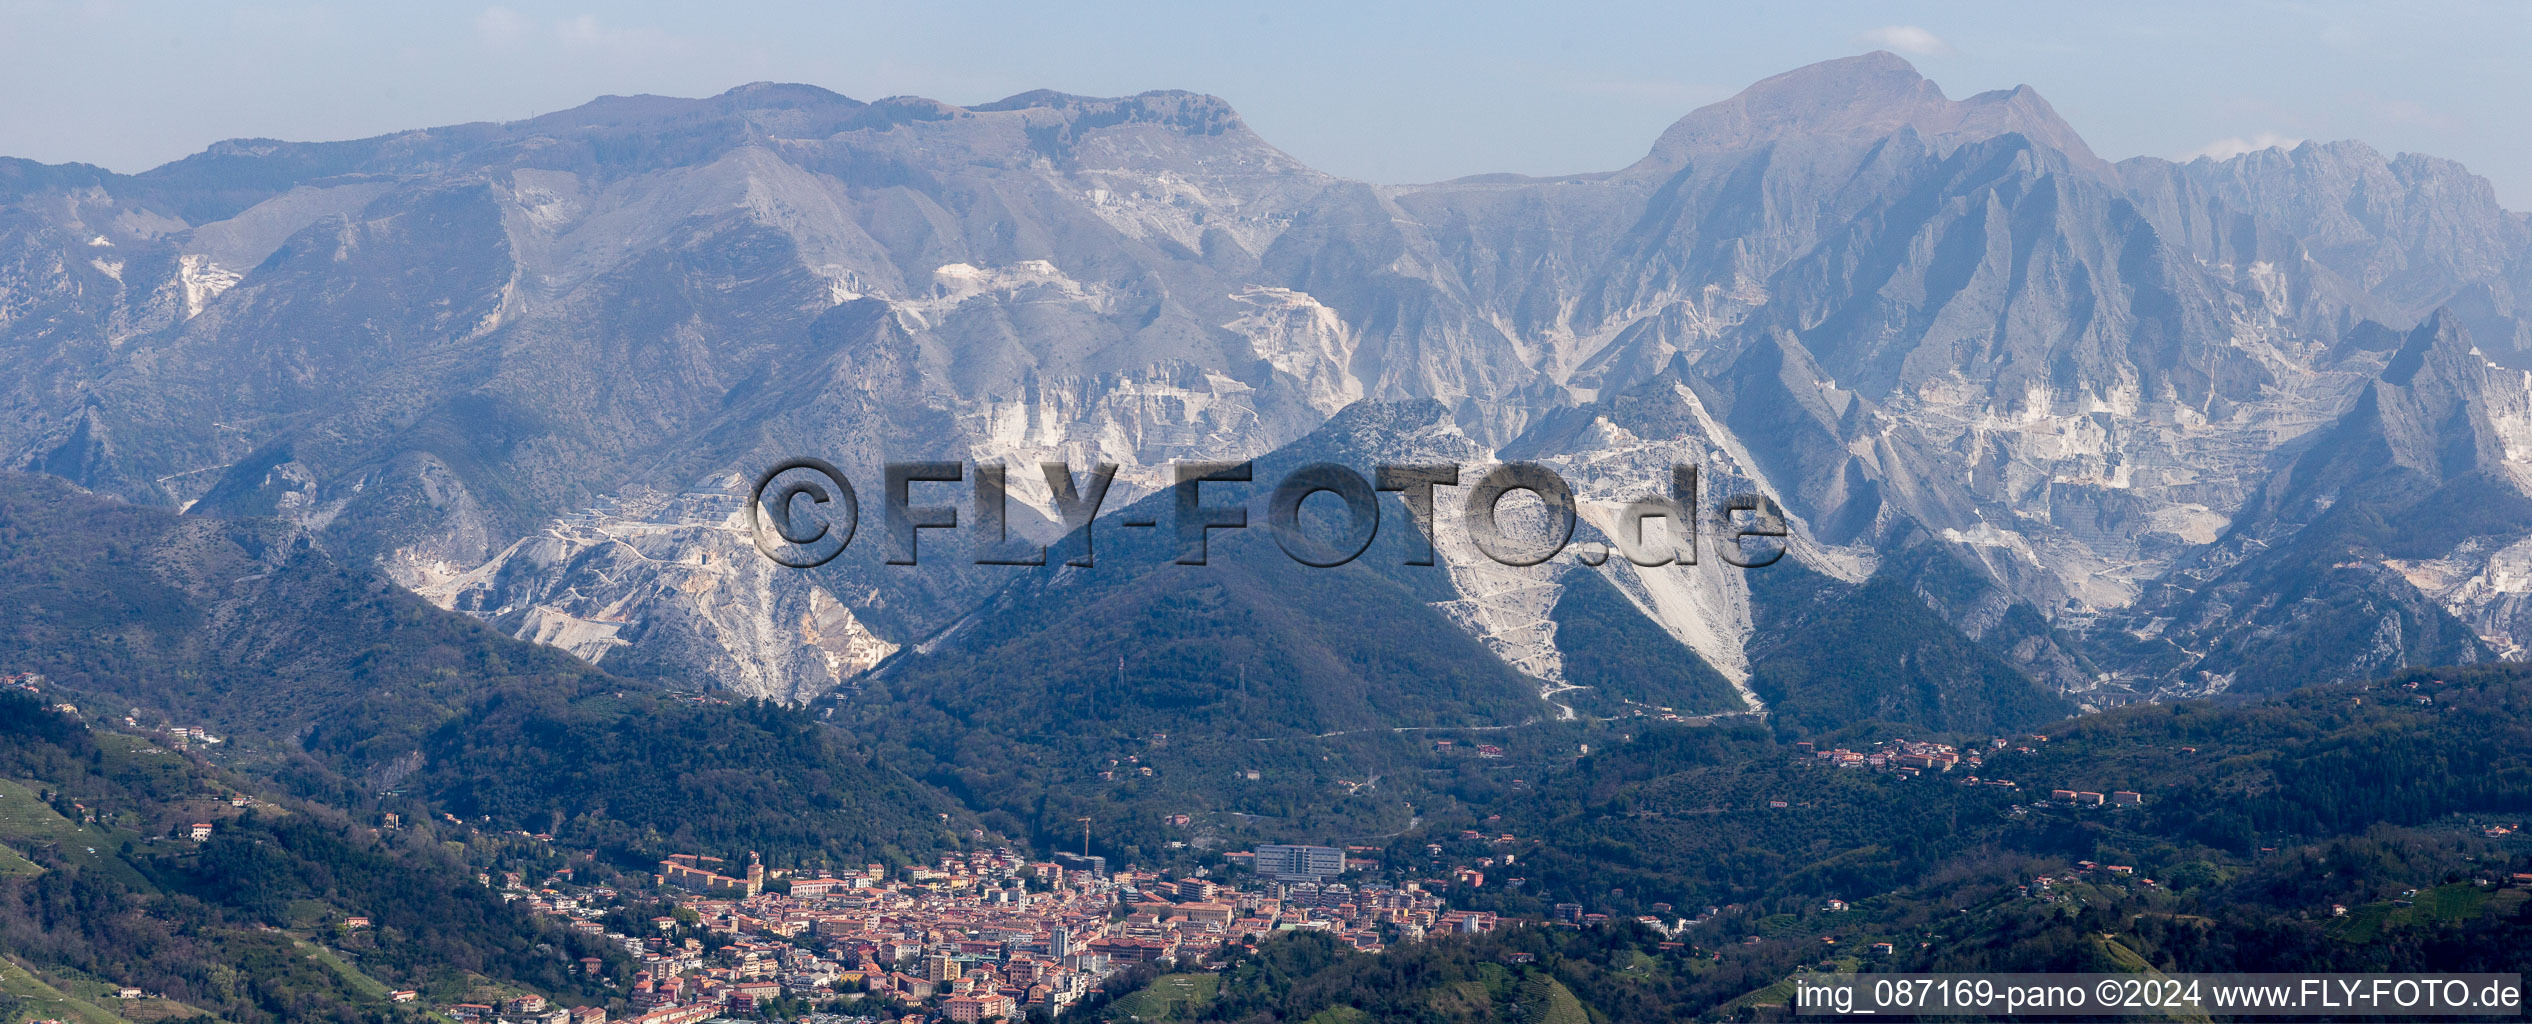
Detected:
left=748, top=459, right=1789, bottom=571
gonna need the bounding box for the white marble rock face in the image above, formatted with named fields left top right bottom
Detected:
left=7, top=55, right=2530, bottom=702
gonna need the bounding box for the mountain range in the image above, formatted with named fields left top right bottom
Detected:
left=8, top=50, right=2532, bottom=730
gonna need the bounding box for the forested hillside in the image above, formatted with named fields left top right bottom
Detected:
left=0, top=693, right=625, bottom=1024
left=0, top=471, right=970, bottom=877
left=1082, top=665, right=2532, bottom=1022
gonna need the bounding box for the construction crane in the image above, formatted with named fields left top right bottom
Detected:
left=1076, top=817, right=1092, bottom=858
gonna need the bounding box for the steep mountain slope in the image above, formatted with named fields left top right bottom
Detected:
left=2122, top=141, right=2532, bottom=361
left=0, top=470, right=967, bottom=858
left=2122, top=313, right=2529, bottom=691
left=3, top=52, right=2529, bottom=711
left=848, top=401, right=1565, bottom=844
left=1743, top=549, right=2077, bottom=736
left=3, top=86, right=1421, bottom=700
left=0, top=470, right=611, bottom=749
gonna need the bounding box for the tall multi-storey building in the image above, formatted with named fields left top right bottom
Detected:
left=1254, top=845, right=1346, bottom=883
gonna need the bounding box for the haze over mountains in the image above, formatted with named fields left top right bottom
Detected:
left=6, top=51, right=2531, bottom=727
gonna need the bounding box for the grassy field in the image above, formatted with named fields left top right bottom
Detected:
left=0, top=778, right=89, bottom=842
left=0, top=778, right=152, bottom=889
left=0, top=840, right=40, bottom=877
left=290, top=938, right=395, bottom=1001
left=1106, top=972, right=1221, bottom=1022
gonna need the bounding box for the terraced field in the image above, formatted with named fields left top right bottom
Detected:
left=0, top=955, right=136, bottom=1024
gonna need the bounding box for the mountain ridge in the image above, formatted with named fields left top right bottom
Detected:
left=4, top=52, right=2529, bottom=715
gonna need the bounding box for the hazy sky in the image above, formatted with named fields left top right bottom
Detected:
left=5, top=1, right=2529, bottom=207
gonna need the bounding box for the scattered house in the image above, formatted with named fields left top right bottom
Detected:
left=2110, top=791, right=2143, bottom=806
left=187, top=823, right=212, bottom=841
left=2074, top=792, right=2106, bottom=806
left=116, top=987, right=143, bottom=1000
left=1870, top=942, right=1894, bottom=956
left=1823, top=899, right=1848, bottom=912
left=343, top=916, right=372, bottom=929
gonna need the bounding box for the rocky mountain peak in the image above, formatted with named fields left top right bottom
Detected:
left=8, top=55, right=2531, bottom=707
left=2380, top=308, right=2477, bottom=389
left=710, top=81, right=862, bottom=111
left=2353, top=310, right=2529, bottom=480
left=1633, top=51, right=2101, bottom=170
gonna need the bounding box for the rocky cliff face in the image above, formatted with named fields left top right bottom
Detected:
left=6, top=52, right=2529, bottom=711
left=2119, top=313, right=2532, bottom=692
